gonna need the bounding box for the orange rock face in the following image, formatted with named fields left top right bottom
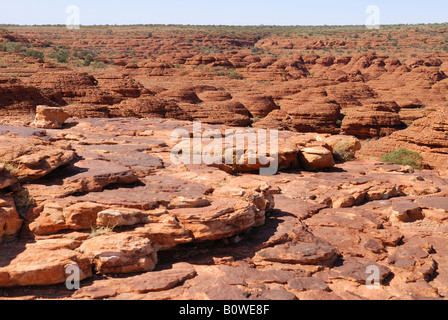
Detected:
left=358, top=107, right=448, bottom=170
left=1, top=25, right=448, bottom=301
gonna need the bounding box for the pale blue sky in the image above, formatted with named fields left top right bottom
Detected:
left=1, top=0, right=447, bottom=26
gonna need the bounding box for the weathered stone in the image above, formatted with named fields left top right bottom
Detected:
left=0, top=193, right=23, bottom=243
left=299, top=146, right=335, bottom=171
left=0, top=239, right=91, bottom=287
left=32, top=105, right=70, bottom=129
left=255, top=242, right=339, bottom=267
left=76, top=233, right=157, bottom=274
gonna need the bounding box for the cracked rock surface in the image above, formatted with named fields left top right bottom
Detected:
left=0, top=118, right=447, bottom=300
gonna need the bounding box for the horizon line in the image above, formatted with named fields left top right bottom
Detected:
left=2, top=22, right=448, bottom=28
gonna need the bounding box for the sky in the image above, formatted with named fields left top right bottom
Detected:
left=1, top=0, right=447, bottom=26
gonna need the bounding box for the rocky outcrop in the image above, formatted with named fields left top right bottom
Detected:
left=341, top=110, right=403, bottom=138
left=157, top=86, right=202, bottom=104
left=233, top=92, right=279, bottom=118
left=358, top=108, right=448, bottom=170
left=0, top=191, right=23, bottom=243
left=0, top=116, right=446, bottom=300
left=287, top=99, right=341, bottom=134
left=0, top=77, right=54, bottom=115
left=112, top=96, right=192, bottom=120
left=178, top=101, right=251, bottom=126
left=254, top=99, right=341, bottom=134
left=2, top=26, right=448, bottom=301
left=32, top=105, right=70, bottom=129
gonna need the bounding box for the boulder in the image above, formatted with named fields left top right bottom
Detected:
left=32, top=105, right=70, bottom=129
left=299, top=146, right=335, bottom=171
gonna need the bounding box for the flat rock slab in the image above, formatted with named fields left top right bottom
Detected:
left=0, top=125, right=47, bottom=138
left=26, top=159, right=139, bottom=197
left=287, top=277, right=330, bottom=292
left=76, top=233, right=157, bottom=274
left=73, top=262, right=196, bottom=299
left=272, top=195, right=326, bottom=220
left=75, top=144, right=164, bottom=174
left=71, top=175, right=213, bottom=210
left=328, top=257, right=391, bottom=285
left=305, top=208, right=383, bottom=231
left=170, top=198, right=257, bottom=241
left=417, top=197, right=448, bottom=211
left=0, top=239, right=92, bottom=287
left=255, top=241, right=339, bottom=267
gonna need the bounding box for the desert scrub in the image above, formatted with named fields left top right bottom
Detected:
left=49, top=48, right=70, bottom=63
left=0, top=160, right=20, bottom=176
left=24, top=49, right=45, bottom=60
left=88, top=224, right=116, bottom=239
left=381, top=149, right=423, bottom=169
left=13, top=189, right=36, bottom=218
left=214, top=67, right=243, bottom=80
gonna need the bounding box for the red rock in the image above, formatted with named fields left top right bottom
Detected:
left=255, top=241, right=339, bottom=267
left=32, top=105, right=70, bottom=129
left=342, top=110, right=402, bottom=138
left=233, top=92, right=279, bottom=118
left=0, top=77, right=54, bottom=116
left=112, top=96, right=193, bottom=120
left=0, top=239, right=92, bottom=287
left=358, top=108, right=448, bottom=169
left=77, top=233, right=157, bottom=274
left=158, top=86, right=202, bottom=104
left=0, top=192, right=22, bottom=243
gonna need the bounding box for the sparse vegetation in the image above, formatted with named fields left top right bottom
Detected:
left=88, top=224, right=116, bottom=238
left=24, top=48, right=44, bottom=60
left=49, top=48, right=70, bottom=63
left=381, top=149, right=423, bottom=169
left=83, top=53, right=94, bottom=66
left=213, top=67, right=243, bottom=80
left=13, top=189, right=36, bottom=218
left=1, top=160, right=20, bottom=175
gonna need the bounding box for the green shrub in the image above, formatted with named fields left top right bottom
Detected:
left=1, top=42, right=23, bottom=53
left=24, top=49, right=45, bottom=60
left=90, top=60, right=107, bottom=69
left=83, top=53, right=94, bottom=66
left=49, top=48, right=70, bottom=63
left=226, top=69, right=243, bottom=80
left=381, top=149, right=423, bottom=169
left=214, top=67, right=243, bottom=80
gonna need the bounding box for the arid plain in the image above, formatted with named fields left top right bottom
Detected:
left=1, top=24, right=448, bottom=300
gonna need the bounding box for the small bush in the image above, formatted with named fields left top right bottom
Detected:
left=381, top=149, right=423, bottom=169
left=226, top=69, right=243, bottom=80
left=49, top=48, right=70, bottom=63
left=83, top=53, right=94, bottom=66
left=90, top=60, right=107, bottom=69
left=1, top=160, right=20, bottom=175
left=24, top=49, right=45, bottom=60
left=13, top=189, right=36, bottom=218
left=88, top=224, right=116, bottom=239
left=1, top=42, right=23, bottom=53
left=214, top=67, right=243, bottom=80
